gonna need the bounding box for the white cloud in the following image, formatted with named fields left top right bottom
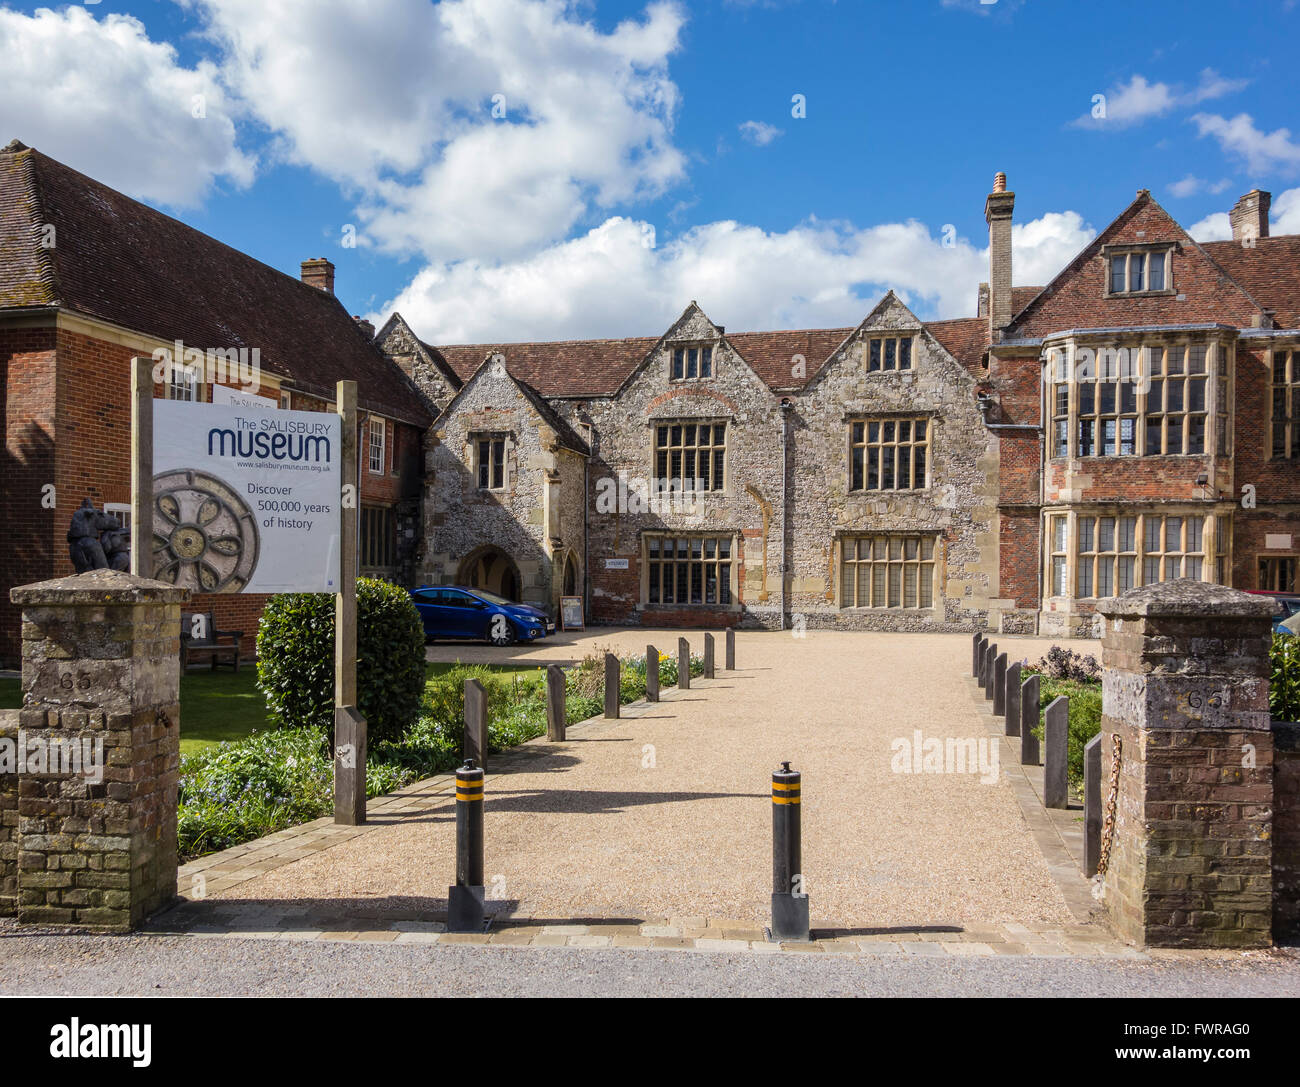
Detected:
left=1272, top=187, right=1300, bottom=234
left=187, top=0, right=688, bottom=260
left=0, top=6, right=254, bottom=206
left=1190, top=112, right=1300, bottom=176
left=738, top=120, right=782, bottom=146
left=375, top=208, right=1095, bottom=343
left=1168, top=175, right=1205, bottom=199
left=1168, top=175, right=1235, bottom=199
left=1073, top=68, right=1246, bottom=130
left=1188, top=211, right=1232, bottom=242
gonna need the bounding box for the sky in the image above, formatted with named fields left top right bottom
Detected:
left=2, top=0, right=1299, bottom=345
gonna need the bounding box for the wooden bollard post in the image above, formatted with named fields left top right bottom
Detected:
left=545, top=663, right=565, bottom=741
left=1044, top=695, right=1069, bottom=809
left=703, top=633, right=715, bottom=678
left=678, top=637, right=690, bottom=690
left=992, top=653, right=1007, bottom=716
left=646, top=645, right=659, bottom=703
left=464, top=678, right=488, bottom=769
left=1084, top=734, right=1102, bottom=876
left=976, top=636, right=987, bottom=684
left=1020, top=674, right=1040, bottom=766
left=983, top=643, right=998, bottom=699
left=604, top=652, right=620, bottom=719
left=1004, top=661, right=1022, bottom=737
left=333, top=706, right=367, bottom=826
left=972, top=632, right=982, bottom=678
left=725, top=627, right=735, bottom=670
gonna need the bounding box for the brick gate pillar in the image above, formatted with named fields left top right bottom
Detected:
left=9, top=569, right=188, bottom=930
left=1095, top=580, right=1277, bottom=948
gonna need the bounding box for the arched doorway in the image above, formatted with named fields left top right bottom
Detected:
left=458, top=546, right=522, bottom=602
left=563, top=552, right=578, bottom=596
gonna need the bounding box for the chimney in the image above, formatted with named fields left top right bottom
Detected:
left=985, top=172, right=1015, bottom=337
left=354, top=316, right=375, bottom=339
left=1229, top=190, right=1271, bottom=244
left=301, top=258, right=335, bottom=295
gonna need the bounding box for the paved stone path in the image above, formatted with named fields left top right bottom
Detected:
left=145, top=629, right=1132, bottom=956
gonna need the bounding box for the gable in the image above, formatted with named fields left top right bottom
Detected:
left=1009, top=192, right=1262, bottom=337
left=434, top=356, right=589, bottom=455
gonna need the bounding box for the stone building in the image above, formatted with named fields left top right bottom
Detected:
left=382, top=173, right=1300, bottom=635
left=0, top=141, right=431, bottom=665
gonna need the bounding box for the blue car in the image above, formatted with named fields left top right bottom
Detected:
left=1247, top=591, right=1300, bottom=634
left=409, top=586, right=553, bottom=646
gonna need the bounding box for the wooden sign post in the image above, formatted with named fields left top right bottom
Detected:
left=129, top=357, right=153, bottom=576
left=333, top=380, right=366, bottom=824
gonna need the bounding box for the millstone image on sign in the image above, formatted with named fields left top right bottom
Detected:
left=150, top=468, right=260, bottom=592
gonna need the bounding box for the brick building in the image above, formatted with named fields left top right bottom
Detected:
left=381, top=173, right=1300, bottom=636
left=3, top=144, right=1296, bottom=650
left=0, top=140, right=431, bottom=666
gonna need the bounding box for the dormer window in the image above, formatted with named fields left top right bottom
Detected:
left=1105, top=245, right=1173, bottom=296
left=671, top=345, right=713, bottom=381
left=867, top=335, right=914, bottom=372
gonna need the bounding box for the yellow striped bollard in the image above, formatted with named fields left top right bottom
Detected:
left=770, top=761, right=810, bottom=941
left=447, top=759, right=486, bottom=932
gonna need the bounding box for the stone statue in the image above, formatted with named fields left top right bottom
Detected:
left=100, top=514, right=130, bottom=572
left=67, top=498, right=129, bottom=573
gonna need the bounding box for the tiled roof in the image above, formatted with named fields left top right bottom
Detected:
left=1202, top=236, right=1300, bottom=329
left=0, top=141, right=430, bottom=427
left=430, top=336, right=658, bottom=397
left=926, top=316, right=990, bottom=373
left=426, top=317, right=992, bottom=398
left=725, top=328, right=855, bottom=391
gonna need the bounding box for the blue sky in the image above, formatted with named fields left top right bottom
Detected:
left=2, top=0, right=1298, bottom=343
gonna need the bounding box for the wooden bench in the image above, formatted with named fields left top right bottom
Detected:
left=180, top=611, right=243, bottom=672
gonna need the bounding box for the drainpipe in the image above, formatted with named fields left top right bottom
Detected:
left=779, top=397, right=793, bottom=630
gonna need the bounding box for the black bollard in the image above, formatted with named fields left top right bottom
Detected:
left=703, top=633, right=715, bottom=678
left=604, top=652, right=620, bottom=719
left=769, top=761, right=810, bottom=942
left=678, top=637, right=690, bottom=690
left=1004, top=661, right=1022, bottom=737
left=464, top=678, right=487, bottom=769
left=976, top=636, right=988, bottom=684
left=972, top=631, right=982, bottom=678
left=646, top=645, right=659, bottom=703
left=725, top=627, right=736, bottom=670
left=1044, top=696, right=1069, bottom=809
left=447, top=759, right=485, bottom=932
left=992, top=653, right=1008, bottom=717
left=1020, top=673, right=1041, bottom=766
left=1084, top=734, right=1102, bottom=877
left=983, top=643, right=998, bottom=700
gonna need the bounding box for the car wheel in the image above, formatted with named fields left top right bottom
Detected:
left=487, top=617, right=517, bottom=647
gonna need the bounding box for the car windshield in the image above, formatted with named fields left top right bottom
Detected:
left=469, top=589, right=516, bottom=606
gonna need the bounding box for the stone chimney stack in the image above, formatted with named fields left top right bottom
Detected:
left=1229, top=190, right=1271, bottom=244
left=985, top=172, right=1015, bottom=338
left=301, top=258, right=335, bottom=295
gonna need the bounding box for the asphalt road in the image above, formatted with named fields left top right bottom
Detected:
left=3, top=931, right=1299, bottom=998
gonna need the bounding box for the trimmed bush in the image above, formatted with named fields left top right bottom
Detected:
left=256, top=577, right=426, bottom=744
left=1273, top=633, right=1300, bottom=722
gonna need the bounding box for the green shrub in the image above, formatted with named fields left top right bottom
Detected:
left=256, top=578, right=426, bottom=744
left=1028, top=676, right=1103, bottom=787
left=1273, top=633, right=1300, bottom=722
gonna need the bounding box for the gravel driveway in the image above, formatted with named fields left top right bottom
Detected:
left=200, top=629, right=1095, bottom=930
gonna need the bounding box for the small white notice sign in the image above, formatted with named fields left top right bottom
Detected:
left=605, top=558, right=630, bottom=570
left=1265, top=534, right=1293, bottom=550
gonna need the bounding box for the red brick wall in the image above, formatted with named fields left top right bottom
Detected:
left=1, top=324, right=59, bottom=665
left=1013, top=198, right=1261, bottom=338
left=1275, top=722, right=1300, bottom=942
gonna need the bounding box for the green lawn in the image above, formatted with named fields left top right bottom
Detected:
left=0, top=662, right=545, bottom=756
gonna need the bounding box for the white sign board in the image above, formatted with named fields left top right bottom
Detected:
left=605, top=558, right=630, bottom=570
left=152, top=399, right=341, bottom=593
left=212, top=383, right=279, bottom=412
